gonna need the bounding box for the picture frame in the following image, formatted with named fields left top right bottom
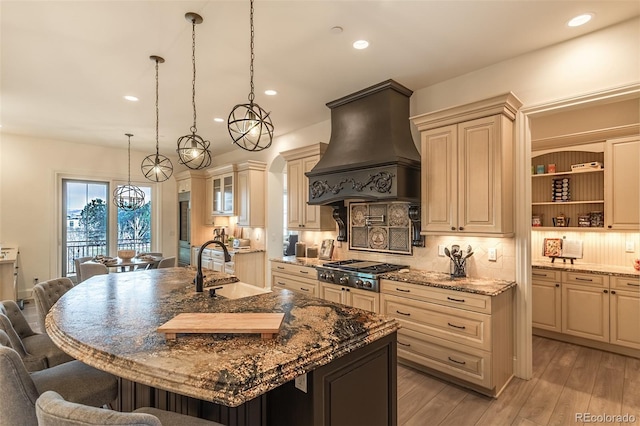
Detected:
left=319, top=239, right=334, bottom=260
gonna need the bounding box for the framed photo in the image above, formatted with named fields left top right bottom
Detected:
left=319, top=239, right=334, bottom=260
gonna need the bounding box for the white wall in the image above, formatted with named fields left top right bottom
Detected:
left=0, top=133, right=178, bottom=299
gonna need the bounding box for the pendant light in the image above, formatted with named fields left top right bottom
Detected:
left=176, top=12, right=212, bottom=170
left=114, top=133, right=145, bottom=211
left=228, top=0, right=274, bottom=152
left=141, top=55, right=173, bottom=182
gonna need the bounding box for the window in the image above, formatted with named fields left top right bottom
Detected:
left=116, top=186, right=152, bottom=253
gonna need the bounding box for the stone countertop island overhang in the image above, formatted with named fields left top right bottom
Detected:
left=45, top=267, right=400, bottom=409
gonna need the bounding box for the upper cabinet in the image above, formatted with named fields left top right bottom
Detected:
left=205, top=165, right=236, bottom=223
left=605, top=136, right=640, bottom=230
left=281, top=143, right=335, bottom=231
left=236, top=160, right=266, bottom=228
left=175, top=170, right=207, bottom=246
left=412, top=93, right=522, bottom=237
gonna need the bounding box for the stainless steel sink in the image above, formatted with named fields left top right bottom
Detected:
left=212, top=282, right=271, bottom=300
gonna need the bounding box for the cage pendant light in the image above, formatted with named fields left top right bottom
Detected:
left=142, top=55, right=173, bottom=182
left=176, top=12, right=212, bottom=170
left=114, top=134, right=145, bottom=211
left=228, top=0, right=274, bottom=152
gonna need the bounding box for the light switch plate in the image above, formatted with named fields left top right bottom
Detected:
left=295, top=373, right=308, bottom=393
left=626, top=241, right=635, bottom=252
left=488, top=248, right=497, bottom=261
left=438, top=245, right=446, bottom=256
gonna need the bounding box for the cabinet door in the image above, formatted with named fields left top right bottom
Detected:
left=301, top=156, right=321, bottom=229
left=320, top=284, right=344, bottom=305
left=610, top=290, right=640, bottom=350
left=212, top=176, right=223, bottom=214
left=204, top=177, right=214, bottom=225
left=562, top=283, right=609, bottom=342
left=605, top=137, right=640, bottom=230
left=236, top=170, right=250, bottom=226
left=457, top=115, right=507, bottom=234
left=531, top=279, right=561, bottom=332
left=420, top=125, right=457, bottom=233
left=349, top=289, right=380, bottom=313
left=287, top=159, right=303, bottom=229
left=223, top=174, right=234, bottom=214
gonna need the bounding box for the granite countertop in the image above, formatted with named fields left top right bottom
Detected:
left=195, top=246, right=265, bottom=255
left=380, top=270, right=516, bottom=296
left=532, top=261, right=640, bottom=279
left=270, top=256, right=327, bottom=268
left=46, top=267, right=399, bottom=407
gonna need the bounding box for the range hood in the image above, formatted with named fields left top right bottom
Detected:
left=306, top=79, right=421, bottom=206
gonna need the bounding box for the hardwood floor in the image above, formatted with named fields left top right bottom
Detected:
left=22, top=301, right=639, bottom=425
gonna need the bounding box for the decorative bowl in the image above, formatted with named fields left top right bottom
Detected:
left=117, top=250, right=136, bottom=260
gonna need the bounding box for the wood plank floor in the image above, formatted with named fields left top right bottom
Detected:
left=22, top=301, right=640, bottom=425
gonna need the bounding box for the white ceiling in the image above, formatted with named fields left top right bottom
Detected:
left=2, top=1, right=638, bottom=157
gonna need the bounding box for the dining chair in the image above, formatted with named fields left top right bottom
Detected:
left=143, top=253, right=164, bottom=269
left=79, top=262, right=108, bottom=281
left=36, top=390, right=223, bottom=426
left=32, top=278, right=75, bottom=334
left=73, top=256, right=93, bottom=283
left=157, top=257, right=176, bottom=269
left=0, top=332, right=118, bottom=426
left=0, top=300, right=73, bottom=371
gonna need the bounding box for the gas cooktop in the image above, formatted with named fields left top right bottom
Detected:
left=317, top=260, right=408, bottom=292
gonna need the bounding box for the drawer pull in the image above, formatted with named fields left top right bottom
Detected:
left=447, top=296, right=465, bottom=303
left=447, top=357, right=466, bottom=365
left=398, top=341, right=411, bottom=347
left=447, top=322, right=466, bottom=330
left=276, top=266, right=285, bottom=270
left=299, top=287, right=310, bottom=292
left=277, top=282, right=286, bottom=286
left=396, top=288, right=411, bottom=293
left=532, top=272, right=547, bottom=277
left=299, top=270, right=309, bottom=274
left=626, top=282, right=640, bottom=287
left=575, top=277, right=593, bottom=282
left=396, top=310, right=411, bottom=317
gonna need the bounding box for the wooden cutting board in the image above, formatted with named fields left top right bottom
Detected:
left=157, top=312, right=285, bottom=341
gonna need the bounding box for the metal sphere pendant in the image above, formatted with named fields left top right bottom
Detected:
left=141, top=153, right=173, bottom=182
left=228, top=102, right=274, bottom=152
left=113, top=184, right=146, bottom=211
left=176, top=131, right=212, bottom=170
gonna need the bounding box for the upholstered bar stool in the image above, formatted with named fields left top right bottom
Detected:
left=36, top=391, right=224, bottom=426
left=32, top=278, right=75, bottom=334
left=0, top=300, right=73, bottom=371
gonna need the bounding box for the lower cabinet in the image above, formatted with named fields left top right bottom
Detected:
left=194, top=248, right=266, bottom=287
left=271, top=263, right=318, bottom=296
left=380, top=279, right=514, bottom=397
left=319, top=283, right=380, bottom=313
left=532, top=267, right=640, bottom=354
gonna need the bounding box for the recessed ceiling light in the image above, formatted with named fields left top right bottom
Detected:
left=124, top=95, right=139, bottom=102
left=568, top=13, right=593, bottom=27
left=265, top=89, right=277, bottom=96
left=353, top=40, right=369, bottom=50
left=213, top=117, right=224, bottom=123
left=330, top=26, right=343, bottom=35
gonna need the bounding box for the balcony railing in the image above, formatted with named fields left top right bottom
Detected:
left=66, top=240, right=151, bottom=276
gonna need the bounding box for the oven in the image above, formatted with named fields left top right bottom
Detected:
left=316, top=260, right=408, bottom=292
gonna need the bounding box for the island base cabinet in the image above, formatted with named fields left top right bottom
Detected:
left=116, top=333, right=397, bottom=426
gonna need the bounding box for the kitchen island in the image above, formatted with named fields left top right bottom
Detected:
left=46, top=267, right=399, bottom=425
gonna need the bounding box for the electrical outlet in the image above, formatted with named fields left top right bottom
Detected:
left=33, top=277, right=39, bottom=284
left=438, top=245, right=446, bottom=256
left=295, top=373, right=308, bottom=393
left=626, top=241, right=635, bottom=252
left=488, top=248, right=497, bottom=261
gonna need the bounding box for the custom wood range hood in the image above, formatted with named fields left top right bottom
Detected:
left=305, top=79, right=423, bottom=245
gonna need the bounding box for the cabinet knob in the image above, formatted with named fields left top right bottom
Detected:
left=451, top=227, right=456, bottom=231
left=611, top=290, right=616, bottom=295
left=458, top=227, right=464, bottom=231
left=555, top=283, right=560, bottom=287
left=603, top=290, right=608, bottom=294
left=608, top=225, right=612, bottom=229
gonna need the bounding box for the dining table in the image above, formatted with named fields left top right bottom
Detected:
left=88, top=255, right=162, bottom=272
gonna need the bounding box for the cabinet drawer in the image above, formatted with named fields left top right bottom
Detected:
left=562, top=272, right=609, bottom=288
left=271, top=262, right=317, bottom=280
left=610, top=275, right=640, bottom=291
left=380, top=280, right=491, bottom=314
left=397, top=328, right=491, bottom=389
left=381, top=294, right=490, bottom=351
left=531, top=268, right=561, bottom=282
left=272, top=272, right=317, bottom=296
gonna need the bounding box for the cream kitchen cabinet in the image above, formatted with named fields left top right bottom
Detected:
left=605, top=136, right=640, bottom=230
left=0, top=248, right=19, bottom=301
left=412, top=93, right=521, bottom=237
left=610, top=275, right=640, bottom=350
left=380, top=279, right=514, bottom=397
left=281, top=143, right=334, bottom=231
left=561, top=271, right=610, bottom=343
left=206, top=164, right=236, bottom=218
left=531, top=268, right=562, bottom=332
left=319, top=283, right=380, bottom=313
left=271, top=262, right=318, bottom=296
left=194, top=248, right=265, bottom=287
left=175, top=170, right=207, bottom=247
left=236, top=161, right=266, bottom=228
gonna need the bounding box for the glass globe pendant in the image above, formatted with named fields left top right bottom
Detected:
left=176, top=12, right=212, bottom=170
left=114, top=133, right=145, bottom=211
left=228, top=0, right=274, bottom=152
left=142, top=55, right=173, bottom=182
